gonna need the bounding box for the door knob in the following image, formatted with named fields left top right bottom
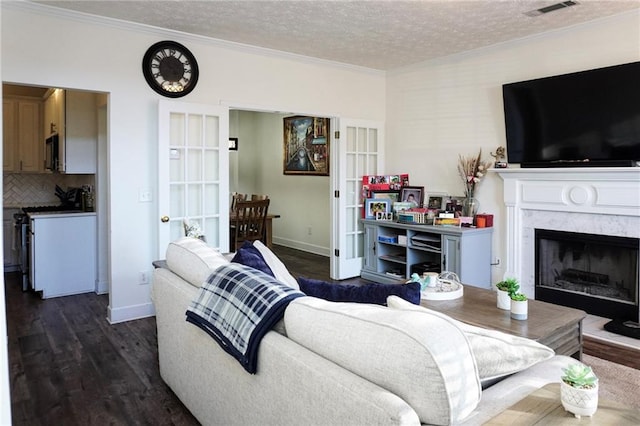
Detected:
left=160, top=215, right=170, bottom=223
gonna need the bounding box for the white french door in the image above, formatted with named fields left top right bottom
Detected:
left=157, top=100, right=229, bottom=257
left=331, top=119, right=384, bottom=279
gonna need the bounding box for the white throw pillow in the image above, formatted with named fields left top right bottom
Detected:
left=386, top=296, right=555, bottom=383
left=285, top=297, right=481, bottom=425
left=165, top=237, right=229, bottom=287
left=252, top=240, right=299, bottom=290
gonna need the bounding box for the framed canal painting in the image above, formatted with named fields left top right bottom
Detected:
left=283, top=116, right=330, bottom=176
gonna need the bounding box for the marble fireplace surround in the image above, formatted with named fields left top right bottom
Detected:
left=496, top=167, right=640, bottom=298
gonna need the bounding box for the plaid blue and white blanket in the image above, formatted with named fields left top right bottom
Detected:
left=186, top=263, right=304, bottom=373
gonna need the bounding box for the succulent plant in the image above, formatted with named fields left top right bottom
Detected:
left=510, top=292, right=527, bottom=301
left=561, top=363, right=598, bottom=389
left=496, top=277, right=519, bottom=297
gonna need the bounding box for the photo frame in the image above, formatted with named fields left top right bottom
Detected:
left=283, top=115, right=330, bottom=176
left=400, top=186, right=424, bottom=208
left=371, top=190, right=400, bottom=203
left=446, top=196, right=466, bottom=215
left=365, top=198, right=391, bottom=219
left=229, top=137, right=238, bottom=151
left=427, top=194, right=446, bottom=210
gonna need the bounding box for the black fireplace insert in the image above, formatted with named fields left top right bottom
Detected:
left=535, top=229, right=639, bottom=322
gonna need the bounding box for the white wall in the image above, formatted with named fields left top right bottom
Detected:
left=1, top=1, right=385, bottom=324
left=386, top=10, right=640, bottom=285
left=232, top=111, right=331, bottom=254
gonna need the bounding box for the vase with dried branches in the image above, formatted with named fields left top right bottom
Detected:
left=457, top=149, right=492, bottom=217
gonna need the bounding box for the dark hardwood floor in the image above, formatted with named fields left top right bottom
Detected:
left=4, top=271, right=199, bottom=426
left=4, top=245, right=637, bottom=424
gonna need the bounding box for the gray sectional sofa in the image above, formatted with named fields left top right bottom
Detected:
left=151, top=237, right=576, bottom=425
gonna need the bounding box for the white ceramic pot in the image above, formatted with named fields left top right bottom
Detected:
left=560, top=380, right=599, bottom=419
left=510, top=299, right=528, bottom=320
left=496, top=289, right=511, bottom=310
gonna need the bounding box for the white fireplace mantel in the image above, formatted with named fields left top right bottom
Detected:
left=496, top=167, right=640, bottom=297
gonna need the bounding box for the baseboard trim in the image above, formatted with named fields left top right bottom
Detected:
left=95, top=279, right=109, bottom=295
left=272, top=237, right=329, bottom=257
left=108, top=301, right=155, bottom=324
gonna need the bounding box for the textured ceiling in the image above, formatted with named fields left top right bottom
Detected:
left=33, top=0, right=640, bottom=70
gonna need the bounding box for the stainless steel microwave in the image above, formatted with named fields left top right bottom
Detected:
left=45, top=134, right=59, bottom=171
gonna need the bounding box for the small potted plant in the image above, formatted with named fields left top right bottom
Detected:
left=495, top=277, right=519, bottom=310
left=560, top=363, right=599, bottom=419
left=510, top=292, right=528, bottom=320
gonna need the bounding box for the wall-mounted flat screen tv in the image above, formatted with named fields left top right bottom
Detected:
left=502, top=61, right=640, bottom=168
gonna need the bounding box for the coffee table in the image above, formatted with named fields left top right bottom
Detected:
left=485, top=383, right=640, bottom=425
left=420, top=285, right=586, bottom=359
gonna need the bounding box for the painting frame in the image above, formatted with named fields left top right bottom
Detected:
left=400, top=186, right=424, bottom=208
left=283, top=115, right=330, bottom=176
left=365, top=198, right=391, bottom=219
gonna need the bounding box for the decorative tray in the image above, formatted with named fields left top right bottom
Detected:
left=419, top=271, right=464, bottom=300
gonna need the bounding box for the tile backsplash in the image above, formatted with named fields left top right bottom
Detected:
left=3, top=173, right=95, bottom=207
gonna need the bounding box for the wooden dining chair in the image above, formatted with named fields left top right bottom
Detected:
left=232, top=199, right=270, bottom=251
left=250, top=194, right=269, bottom=201
left=230, top=192, right=247, bottom=211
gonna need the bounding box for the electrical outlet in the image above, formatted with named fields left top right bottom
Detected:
left=307, top=226, right=312, bottom=235
left=139, top=271, right=149, bottom=285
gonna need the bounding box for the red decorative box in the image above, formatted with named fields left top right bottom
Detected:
left=476, top=213, right=494, bottom=227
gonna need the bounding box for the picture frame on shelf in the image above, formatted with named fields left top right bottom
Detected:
left=371, top=190, right=401, bottom=203
left=400, top=186, right=424, bottom=208
left=365, top=198, right=391, bottom=219
left=446, top=196, right=466, bottom=216
left=427, top=193, right=447, bottom=210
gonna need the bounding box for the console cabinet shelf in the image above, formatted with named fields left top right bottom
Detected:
left=362, top=219, right=493, bottom=288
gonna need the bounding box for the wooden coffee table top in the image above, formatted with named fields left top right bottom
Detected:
left=421, top=285, right=586, bottom=349
left=485, top=383, right=640, bottom=425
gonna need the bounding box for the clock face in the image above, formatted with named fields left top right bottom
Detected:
left=142, top=40, right=199, bottom=98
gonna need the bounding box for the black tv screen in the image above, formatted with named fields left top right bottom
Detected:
left=502, top=61, right=640, bottom=167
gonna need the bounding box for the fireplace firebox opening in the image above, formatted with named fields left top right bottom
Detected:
left=535, top=229, right=639, bottom=323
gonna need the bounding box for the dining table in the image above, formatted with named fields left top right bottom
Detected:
left=229, top=212, right=280, bottom=249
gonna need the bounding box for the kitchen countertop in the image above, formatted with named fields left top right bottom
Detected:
left=27, top=211, right=96, bottom=218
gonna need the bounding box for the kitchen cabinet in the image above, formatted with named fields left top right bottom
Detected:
left=361, top=219, right=493, bottom=288
left=29, top=212, right=96, bottom=298
left=43, top=89, right=97, bottom=174
left=3, top=98, right=43, bottom=172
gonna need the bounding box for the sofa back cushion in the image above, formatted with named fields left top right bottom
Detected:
left=298, top=278, right=420, bottom=305
left=284, top=297, right=481, bottom=425
left=165, top=237, right=229, bottom=287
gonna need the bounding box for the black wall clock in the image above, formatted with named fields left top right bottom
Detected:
left=142, top=40, right=199, bottom=98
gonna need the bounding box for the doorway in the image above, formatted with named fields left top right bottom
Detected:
left=2, top=82, right=109, bottom=296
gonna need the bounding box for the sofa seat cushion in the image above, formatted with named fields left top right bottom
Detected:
left=165, top=237, right=229, bottom=288
left=285, top=297, right=481, bottom=426
left=298, top=278, right=421, bottom=305
left=386, top=296, right=555, bottom=384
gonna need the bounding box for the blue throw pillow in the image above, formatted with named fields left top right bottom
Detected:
left=231, top=241, right=275, bottom=277
left=298, top=277, right=421, bottom=306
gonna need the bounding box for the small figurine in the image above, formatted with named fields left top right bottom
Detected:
left=491, top=146, right=508, bottom=168
left=410, top=273, right=428, bottom=291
